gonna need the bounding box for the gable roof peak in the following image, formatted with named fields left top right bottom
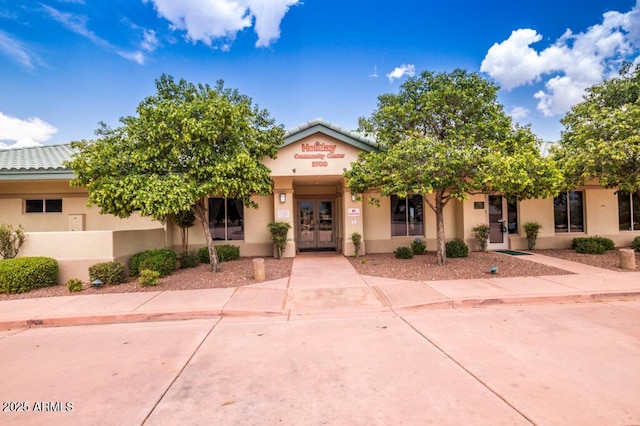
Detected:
left=283, top=118, right=377, bottom=152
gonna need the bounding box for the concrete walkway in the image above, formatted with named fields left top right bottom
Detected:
left=0, top=252, right=639, bottom=329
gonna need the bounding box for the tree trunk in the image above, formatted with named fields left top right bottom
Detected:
left=180, top=227, right=189, bottom=252
left=193, top=200, right=221, bottom=272
left=435, top=192, right=447, bottom=266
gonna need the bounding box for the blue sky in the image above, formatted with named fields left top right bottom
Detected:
left=1, top=0, right=639, bottom=148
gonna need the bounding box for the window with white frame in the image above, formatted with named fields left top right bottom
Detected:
left=390, top=194, right=424, bottom=236
left=208, top=197, right=244, bottom=240
left=554, top=191, right=584, bottom=233
left=25, top=199, right=62, bottom=213
left=618, top=191, right=640, bottom=231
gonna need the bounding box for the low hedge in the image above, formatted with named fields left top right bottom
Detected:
left=632, top=236, right=640, bottom=252
left=571, top=237, right=615, bottom=254
left=89, top=261, right=126, bottom=285
left=0, top=257, right=58, bottom=294
left=129, top=248, right=177, bottom=277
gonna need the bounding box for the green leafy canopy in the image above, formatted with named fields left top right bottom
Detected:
left=67, top=74, right=284, bottom=221
left=554, top=63, right=640, bottom=195
left=347, top=69, right=562, bottom=265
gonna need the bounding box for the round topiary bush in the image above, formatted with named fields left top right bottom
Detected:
left=129, top=248, right=177, bottom=277
left=446, top=239, right=469, bottom=258
left=0, top=257, right=58, bottom=293
left=632, top=236, right=640, bottom=252
left=394, top=246, right=414, bottom=259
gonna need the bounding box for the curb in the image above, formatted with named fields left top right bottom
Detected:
left=2, top=290, right=639, bottom=330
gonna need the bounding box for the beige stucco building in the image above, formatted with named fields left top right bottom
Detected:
left=1, top=119, right=639, bottom=282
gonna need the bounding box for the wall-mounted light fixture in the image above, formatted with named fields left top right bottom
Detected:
left=351, top=194, right=358, bottom=202
left=279, top=193, right=286, bottom=203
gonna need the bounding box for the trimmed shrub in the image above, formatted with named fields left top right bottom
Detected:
left=571, top=237, right=614, bottom=254
left=523, top=222, right=542, bottom=250
left=216, top=244, right=240, bottom=262
left=395, top=246, right=414, bottom=259
left=446, top=239, right=469, bottom=258
left=66, top=278, right=83, bottom=292
left=632, top=236, right=640, bottom=252
left=571, top=238, right=606, bottom=254
left=411, top=238, right=427, bottom=255
left=139, top=269, right=160, bottom=287
left=196, top=245, right=240, bottom=264
left=129, top=248, right=177, bottom=277
left=0, top=257, right=58, bottom=293
left=592, top=236, right=615, bottom=251
left=471, top=224, right=490, bottom=252
left=198, top=247, right=211, bottom=264
left=178, top=250, right=200, bottom=269
left=89, top=261, right=126, bottom=285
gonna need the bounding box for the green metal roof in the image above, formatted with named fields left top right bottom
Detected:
left=0, top=144, right=75, bottom=180
left=283, top=118, right=378, bottom=152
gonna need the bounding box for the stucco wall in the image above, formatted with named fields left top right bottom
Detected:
left=585, top=188, right=619, bottom=235
left=0, top=180, right=162, bottom=232
left=17, top=229, right=166, bottom=283
left=263, top=134, right=362, bottom=178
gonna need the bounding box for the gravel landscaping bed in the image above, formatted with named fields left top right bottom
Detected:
left=2, top=248, right=637, bottom=300
left=348, top=251, right=572, bottom=281
left=0, top=257, right=294, bottom=301
left=536, top=248, right=640, bottom=272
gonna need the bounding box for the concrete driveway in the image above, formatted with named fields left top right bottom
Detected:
left=1, top=300, right=639, bottom=425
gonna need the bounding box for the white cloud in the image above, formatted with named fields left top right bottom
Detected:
left=43, top=5, right=155, bottom=65
left=481, top=3, right=640, bottom=116
left=145, top=0, right=298, bottom=49
left=118, top=50, right=146, bottom=65
left=42, top=4, right=110, bottom=48
left=0, top=30, right=37, bottom=69
left=0, top=112, right=58, bottom=149
left=246, top=0, right=299, bottom=47
left=386, top=64, right=415, bottom=83
left=141, top=29, right=159, bottom=51
left=508, top=106, right=530, bottom=120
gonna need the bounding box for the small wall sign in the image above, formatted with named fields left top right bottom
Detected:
left=474, top=202, right=485, bottom=210
left=277, top=209, right=290, bottom=219
left=348, top=208, right=360, bottom=216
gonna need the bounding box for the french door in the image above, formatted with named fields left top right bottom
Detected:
left=297, top=199, right=335, bottom=250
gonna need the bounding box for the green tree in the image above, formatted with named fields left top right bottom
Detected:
left=553, top=64, right=640, bottom=196
left=347, top=69, right=561, bottom=265
left=68, top=75, right=284, bottom=272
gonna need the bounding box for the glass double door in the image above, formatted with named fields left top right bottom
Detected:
left=298, top=199, right=335, bottom=250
